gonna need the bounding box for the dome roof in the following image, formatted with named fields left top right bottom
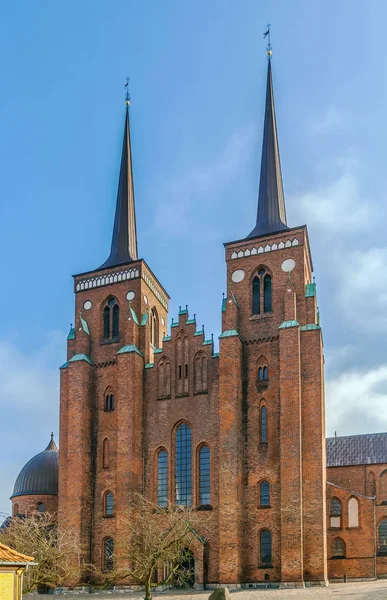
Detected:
left=11, top=434, right=59, bottom=499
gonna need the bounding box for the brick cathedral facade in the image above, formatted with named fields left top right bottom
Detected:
left=10, top=56, right=387, bottom=587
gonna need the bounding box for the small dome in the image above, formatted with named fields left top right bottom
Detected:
left=11, top=434, right=59, bottom=498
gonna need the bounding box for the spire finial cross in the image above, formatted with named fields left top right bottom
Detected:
left=264, top=24, right=272, bottom=58
left=125, top=77, right=131, bottom=106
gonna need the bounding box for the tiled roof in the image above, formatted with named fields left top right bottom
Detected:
left=0, top=542, right=34, bottom=563
left=327, top=433, right=387, bottom=467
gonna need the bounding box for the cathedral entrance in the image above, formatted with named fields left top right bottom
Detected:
left=175, top=549, right=195, bottom=588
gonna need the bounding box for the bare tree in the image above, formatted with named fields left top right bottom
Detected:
left=0, top=511, right=82, bottom=592
left=101, top=494, right=211, bottom=600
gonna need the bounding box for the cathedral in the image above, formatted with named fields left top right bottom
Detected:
left=10, top=53, right=387, bottom=588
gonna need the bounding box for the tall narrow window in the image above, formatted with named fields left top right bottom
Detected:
left=13, top=503, right=19, bottom=517
left=260, top=481, right=270, bottom=506
left=252, top=277, right=260, bottom=315
left=380, top=470, right=387, bottom=504
left=330, top=497, right=341, bottom=528
left=348, top=497, right=359, bottom=528
left=378, top=520, right=387, bottom=555
left=264, top=274, right=272, bottom=313
left=158, top=450, right=168, bottom=507
left=37, top=502, right=44, bottom=513
left=175, top=423, right=192, bottom=506
left=105, top=394, right=114, bottom=411
left=260, top=530, right=272, bottom=565
left=103, top=298, right=119, bottom=340
left=103, top=538, right=114, bottom=571
left=332, top=538, right=346, bottom=558
left=199, top=445, right=211, bottom=505
left=261, top=406, right=267, bottom=443
left=104, top=491, right=114, bottom=516
left=150, top=308, right=159, bottom=348
left=103, top=438, right=109, bottom=469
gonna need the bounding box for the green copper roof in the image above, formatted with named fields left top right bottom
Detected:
left=279, top=320, right=299, bottom=329
left=145, top=363, right=154, bottom=369
left=194, top=329, right=204, bottom=336
left=80, top=316, right=90, bottom=335
left=305, top=283, right=316, bottom=297
left=130, top=306, right=140, bottom=326
left=163, top=335, right=171, bottom=341
left=186, top=319, right=196, bottom=325
left=203, top=339, right=213, bottom=346
left=179, top=305, right=188, bottom=315
left=219, top=329, right=239, bottom=339
left=59, top=361, right=69, bottom=369
left=141, top=313, right=148, bottom=326
left=300, top=324, right=321, bottom=331
left=67, top=327, right=75, bottom=341
left=212, top=352, right=219, bottom=358
left=222, top=297, right=227, bottom=312
left=117, top=344, right=143, bottom=357
left=171, top=319, right=178, bottom=328
left=154, top=348, right=163, bottom=354
left=69, top=353, right=93, bottom=365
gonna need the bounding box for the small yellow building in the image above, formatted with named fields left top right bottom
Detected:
left=0, top=543, right=34, bottom=600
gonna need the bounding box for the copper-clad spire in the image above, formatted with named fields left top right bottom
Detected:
left=246, top=57, right=289, bottom=239
left=99, top=99, right=138, bottom=269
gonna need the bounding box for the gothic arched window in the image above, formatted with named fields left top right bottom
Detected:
left=260, top=481, right=270, bottom=506
left=103, top=537, right=114, bottom=571
left=103, top=438, right=109, bottom=469
left=103, top=298, right=119, bottom=341
left=261, top=406, right=267, bottom=443
left=194, top=353, right=208, bottom=394
left=104, top=491, right=114, bottom=517
left=105, top=394, right=114, bottom=412
left=13, top=503, right=19, bottom=517
left=150, top=307, right=159, bottom=348
left=332, top=537, right=346, bottom=558
left=378, top=520, right=387, bottom=555
left=37, top=502, right=44, bottom=513
left=260, top=530, right=272, bottom=565
left=252, top=268, right=272, bottom=315
left=330, top=497, right=342, bottom=528
left=199, top=445, right=211, bottom=505
left=176, top=334, right=189, bottom=395
left=175, top=423, right=192, bottom=506
left=158, top=357, right=171, bottom=398
left=348, top=497, right=359, bottom=528
left=380, top=470, right=387, bottom=504
left=157, top=450, right=168, bottom=507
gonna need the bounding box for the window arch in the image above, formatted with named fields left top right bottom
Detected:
left=330, top=497, right=342, bottom=528
left=260, top=530, right=272, bottom=565
left=104, top=491, right=114, bottom=517
left=37, top=502, right=44, bottom=513
left=378, top=520, right=387, bottom=555
left=13, top=503, right=19, bottom=517
left=157, top=450, right=168, bottom=507
left=261, top=405, right=267, bottom=443
left=103, top=297, right=119, bottom=340
left=150, top=307, right=159, bottom=348
left=260, top=481, right=270, bottom=506
left=103, top=438, right=109, bottom=469
left=252, top=268, right=272, bottom=315
left=175, top=423, right=192, bottom=506
left=348, top=497, right=359, bottom=528
left=367, top=471, right=376, bottom=497
left=380, top=470, right=387, bottom=504
left=158, top=357, right=171, bottom=398
left=199, top=445, right=211, bottom=505
left=103, top=537, right=114, bottom=571
left=194, top=352, right=208, bottom=394
left=331, top=537, right=346, bottom=558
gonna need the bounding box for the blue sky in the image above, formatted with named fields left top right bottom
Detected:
left=1, top=0, right=387, bottom=513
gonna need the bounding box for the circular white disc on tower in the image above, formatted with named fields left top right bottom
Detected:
left=143, top=295, right=148, bottom=305
left=281, top=259, right=296, bottom=273
left=231, top=269, right=245, bottom=283
left=83, top=300, right=92, bottom=310
left=126, top=291, right=135, bottom=301
left=161, top=317, right=165, bottom=326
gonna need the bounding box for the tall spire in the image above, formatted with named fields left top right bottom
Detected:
left=99, top=98, right=138, bottom=269
left=246, top=55, right=289, bottom=239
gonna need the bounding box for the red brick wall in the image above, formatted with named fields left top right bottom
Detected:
left=12, top=494, right=57, bottom=516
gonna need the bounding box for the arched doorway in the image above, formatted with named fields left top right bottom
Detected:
left=175, top=548, right=195, bottom=588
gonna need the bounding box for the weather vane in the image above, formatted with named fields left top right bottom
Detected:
left=125, top=77, right=130, bottom=106
left=263, top=24, right=272, bottom=58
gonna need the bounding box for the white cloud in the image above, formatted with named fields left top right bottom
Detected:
left=326, top=364, right=387, bottom=437
left=0, top=332, right=63, bottom=515
left=152, top=125, right=255, bottom=236
left=309, top=107, right=345, bottom=135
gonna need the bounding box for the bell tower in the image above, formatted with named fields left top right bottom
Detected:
left=218, top=51, right=327, bottom=585
left=58, top=95, right=169, bottom=571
